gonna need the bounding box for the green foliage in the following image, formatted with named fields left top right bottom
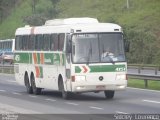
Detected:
left=0, top=0, right=160, bottom=64
left=23, top=14, right=46, bottom=26
left=128, top=79, right=160, bottom=90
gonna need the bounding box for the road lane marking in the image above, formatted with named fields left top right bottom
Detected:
left=116, top=111, right=129, bottom=114
left=143, top=99, right=160, bottom=104
left=12, top=92, right=21, bottom=95
left=127, top=87, right=160, bottom=93
left=89, top=106, right=103, bottom=110
left=65, top=102, right=79, bottom=106
left=0, top=90, right=6, bottom=92
left=45, top=99, right=56, bottom=102
left=7, top=80, right=17, bottom=83
left=29, top=95, right=37, bottom=98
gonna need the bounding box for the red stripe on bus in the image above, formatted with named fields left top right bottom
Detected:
left=40, top=53, right=44, bottom=64
left=35, top=66, right=40, bottom=78
left=33, top=53, right=37, bottom=64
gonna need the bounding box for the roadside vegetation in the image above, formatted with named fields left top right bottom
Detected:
left=128, top=79, right=160, bottom=91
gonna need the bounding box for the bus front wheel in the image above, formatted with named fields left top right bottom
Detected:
left=31, top=75, right=42, bottom=95
left=58, top=78, right=71, bottom=99
left=104, top=90, right=115, bottom=99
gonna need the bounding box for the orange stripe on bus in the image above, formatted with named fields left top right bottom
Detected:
left=40, top=53, right=44, bottom=64
left=35, top=66, right=40, bottom=78
left=33, top=53, right=37, bottom=64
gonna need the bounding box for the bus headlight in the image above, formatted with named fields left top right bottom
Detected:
left=116, top=74, right=126, bottom=80
left=72, top=75, right=86, bottom=82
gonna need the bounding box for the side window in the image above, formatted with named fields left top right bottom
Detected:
left=43, top=34, right=50, bottom=51
left=9, top=41, right=11, bottom=49
left=15, top=36, right=22, bottom=50
left=35, top=34, right=43, bottom=50
left=35, top=35, right=39, bottom=50
left=28, top=35, right=35, bottom=50
left=58, top=33, right=65, bottom=51
left=50, top=34, right=58, bottom=51
left=22, top=35, right=29, bottom=50
left=39, top=34, right=44, bottom=50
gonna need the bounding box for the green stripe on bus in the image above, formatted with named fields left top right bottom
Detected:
left=14, top=53, right=30, bottom=63
left=39, top=66, right=43, bottom=78
left=75, top=64, right=126, bottom=73
left=75, top=66, right=81, bottom=73
left=14, top=52, right=65, bottom=65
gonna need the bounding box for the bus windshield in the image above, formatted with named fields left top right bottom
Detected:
left=72, top=33, right=125, bottom=64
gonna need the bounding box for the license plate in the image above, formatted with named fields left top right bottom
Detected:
left=96, top=85, right=105, bottom=90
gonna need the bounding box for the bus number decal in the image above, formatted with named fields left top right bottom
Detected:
left=115, top=67, right=126, bottom=72
left=15, top=55, right=20, bottom=62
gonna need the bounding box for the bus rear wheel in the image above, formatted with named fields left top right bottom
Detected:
left=104, top=90, right=115, bottom=99
left=31, top=75, right=42, bottom=95
left=24, top=74, right=33, bottom=94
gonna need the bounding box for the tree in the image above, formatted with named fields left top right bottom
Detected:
left=23, top=14, right=46, bottom=26
left=0, top=0, right=3, bottom=23
left=31, top=0, right=39, bottom=13
left=50, top=0, right=60, bottom=17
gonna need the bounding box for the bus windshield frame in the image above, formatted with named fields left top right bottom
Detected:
left=71, top=32, right=126, bottom=64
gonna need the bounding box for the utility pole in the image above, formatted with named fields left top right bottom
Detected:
left=127, top=0, right=129, bottom=9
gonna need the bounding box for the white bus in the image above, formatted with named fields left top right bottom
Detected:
left=0, top=39, right=15, bottom=53
left=14, top=18, right=128, bottom=99
left=0, top=39, right=15, bottom=64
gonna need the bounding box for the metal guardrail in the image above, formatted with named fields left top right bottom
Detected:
left=128, top=73, right=160, bottom=88
left=128, top=65, right=159, bottom=75
left=0, top=65, right=159, bottom=88
left=0, top=65, right=14, bottom=74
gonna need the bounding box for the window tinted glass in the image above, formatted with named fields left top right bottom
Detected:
left=59, top=33, right=65, bottom=51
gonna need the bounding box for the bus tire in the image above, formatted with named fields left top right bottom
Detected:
left=104, top=90, right=115, bottom=99
left=31, top=74, right=42, bottom=95
left=24, top=73, right=33, bottom=94
left=58, top=77, right=70, bottom=99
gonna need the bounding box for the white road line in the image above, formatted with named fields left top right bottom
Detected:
left=127, top=87, right=160, bottom=93
left=0, top=90, right=6, bottom=92
left=89, top=106, right=103, bottom=110
left=12, top=92, right=21, bottom=95
left=45, top=99, right=56, bottom=102
left=29, top=95, right=37, bottom=98
left=65, top=102, right=79, bottom=106
left=7, top=80, right=16, bottom=83
left=116, top=111, right=129, bottom=114
left=143, top=99, right=160, bottom=104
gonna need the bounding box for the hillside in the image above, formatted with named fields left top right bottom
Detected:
left=0, top=0, right=160, bottom=64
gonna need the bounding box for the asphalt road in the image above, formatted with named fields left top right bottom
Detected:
left=0, top=74, right=160, bottom=120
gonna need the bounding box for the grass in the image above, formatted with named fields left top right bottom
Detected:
left=128, top=78, right=160, bottom=91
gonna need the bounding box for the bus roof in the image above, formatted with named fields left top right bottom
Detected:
left=0, top=39, right=14, bottom=42
left=15, top=18, right=122, bottom=35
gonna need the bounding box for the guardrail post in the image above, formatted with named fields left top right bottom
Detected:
left=155, top=67, right=157, bottom=75
left=144, top=79, right=148, bottom=88
left=2, top=66, right=4, bottom=73
left=138, top=66, right=141, bottom=74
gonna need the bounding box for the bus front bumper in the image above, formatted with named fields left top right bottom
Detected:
left=71, top=84, right=127, bottom=93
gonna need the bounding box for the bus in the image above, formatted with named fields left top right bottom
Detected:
left=0, top=39, right=15, bottom=64
left=14, top=17, right=128, bottom=99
